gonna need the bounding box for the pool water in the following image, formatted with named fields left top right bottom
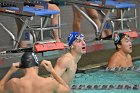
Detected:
left=71, top=60, right=140, bottom=93
left=73, top=90, right=140, bottom=93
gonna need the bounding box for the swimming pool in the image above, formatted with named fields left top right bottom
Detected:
left=71, top=60, right=140, bottom=93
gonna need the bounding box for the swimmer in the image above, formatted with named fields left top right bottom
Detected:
left=54, top=32, right=86, bottom=85
left=1, top=52, right=70, bottom=93
left=107, top=33, right=133, bottom=68
left=0, top=62, right=19, bottom=93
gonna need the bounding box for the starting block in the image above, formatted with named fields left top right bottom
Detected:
left=34, top=42, right=64, bottom=52
left=123, top=30, right=139, bottom=38
left=114, top=30, right=139, bottom=38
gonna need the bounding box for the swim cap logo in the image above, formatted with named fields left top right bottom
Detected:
left=67, top=32, right=85, bottom=46
left=76, top=34, right=84, bottom=40
left=32, top=53, right=39, bottom=64
left=114, top=35, right=120, bottom=44
left=68, top=34, right=73, bottom=44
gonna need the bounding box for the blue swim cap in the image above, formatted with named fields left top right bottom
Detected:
left=67, top=32, right=84, bottom=46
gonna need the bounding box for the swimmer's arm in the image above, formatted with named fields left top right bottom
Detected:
left=0, top=63, right=19, bottom=87
left=51, top=69, right=70, bottom=90
left=41, top=60, right=69, bottom=89
left=55, top=83, right=70, bottom=93
left=0, top=69, right=14, bottom=88
left=107, top=55, right=120, bottom=68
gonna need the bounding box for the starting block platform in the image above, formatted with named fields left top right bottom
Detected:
left=123, top=30, right=139, bottom=38
left=113, top=29, right=139, bottom=39
left=0, top=0, right=61, bottom=49
left=34, top=41, right=65, bottom=52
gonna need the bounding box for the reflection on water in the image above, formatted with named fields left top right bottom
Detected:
left=72, top=60, right=140, bottom=93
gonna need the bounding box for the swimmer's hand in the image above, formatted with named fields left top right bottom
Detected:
left=0, top=62, right=20, bottom=87
left=9, top=62, right=20, bottom=73
left=41, top=60, right=54, bottom=73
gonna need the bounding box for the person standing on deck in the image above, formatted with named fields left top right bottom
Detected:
left=53, top=32, right=86, bottom=85
left=72, top=2, right=112, bottom=40
left=17, top=0, right=62, bottom=48
left=107, top=33, right=133, bottom=68
left=0, top=52, right=70, bottom=93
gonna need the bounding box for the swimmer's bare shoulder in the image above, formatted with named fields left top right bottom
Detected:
left=54, top=53, right=73, bottom=77
left=5, top=78, right=20, bottom=92
left=7, top=78, right=19, bottom=85
left=108, top=52, right=122, bottom=68
left=57, top=53, right=73, bottom=66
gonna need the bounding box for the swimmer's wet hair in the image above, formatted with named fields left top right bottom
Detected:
left=114, top=33, right=130, bottom=45
left=19, top=52, right=39, bottom=68
left=114, top=33, right=129, bottom=50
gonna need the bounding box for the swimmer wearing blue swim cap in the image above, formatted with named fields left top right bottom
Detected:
left=53, top=32, right=86, bottom=85
left=67, top=32, right=85, bottom=46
